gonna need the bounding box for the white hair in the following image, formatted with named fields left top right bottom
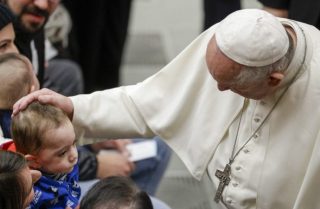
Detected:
left=234, top=33, right=295, bottom=85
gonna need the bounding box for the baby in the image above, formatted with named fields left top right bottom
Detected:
left=11, top=101, right=80, bottom=209
left=0, top=53, right=39, bottom=142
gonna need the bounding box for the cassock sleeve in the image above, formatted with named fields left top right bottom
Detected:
left=71, top=26, right=217, bottom=141
left=70, top=24, right=243, bottom=179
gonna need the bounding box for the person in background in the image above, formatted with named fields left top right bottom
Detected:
left=203, top=0, right=240, bottom=30
left=258, top=0, right=320, bottom=29
left=0, top=0, right=83, bottom=96
left=80, top=176, right=153, bottom=209
left=79, top=137, right=171, bottom=197
left=63, top=0, right=132, bottom=92
left=0, top=3, right=18, bottom=54
left=0, top=150, right=41, bottom=209
left=44, top=3, right=83, bottom=96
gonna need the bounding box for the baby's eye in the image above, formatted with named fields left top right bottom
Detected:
left=58, top=150, right=67, bottom=157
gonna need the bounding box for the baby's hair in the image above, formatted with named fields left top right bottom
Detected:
left=11, top=101, right=70, bottom=154
left=0, top=150, right=29, bottom=209
left=80, top=176, right=154, bottom=209
left=0, top=53, right=33, bottom=108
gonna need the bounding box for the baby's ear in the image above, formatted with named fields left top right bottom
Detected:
left=25, top=154, right=41, bottom=169
left=29, top=84, right=37, bottom=93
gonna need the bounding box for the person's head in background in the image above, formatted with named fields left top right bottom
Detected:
left=0, top=3, right=18, bottom=53
left=0, top=53, right=39, bottom=110
left=0, top=150, right=41, bottom=209
left=11, top=101, right=77, bottom=174
left=80, top=176, right=154, bottom=209
left=0, top=4, right=40, bottom=101
left=3, top=0, right=60, bottom=33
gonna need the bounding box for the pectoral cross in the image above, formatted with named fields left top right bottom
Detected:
left=214, top=163, right=231, bottom=203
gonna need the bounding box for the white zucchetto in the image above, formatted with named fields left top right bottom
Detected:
left=215, top=9, right=289, bottom=67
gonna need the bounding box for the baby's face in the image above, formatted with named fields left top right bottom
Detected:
left=36, top=120, right=78, bottom=174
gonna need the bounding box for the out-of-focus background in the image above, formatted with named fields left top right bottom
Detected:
left=121, top=0, right=262, bottom=85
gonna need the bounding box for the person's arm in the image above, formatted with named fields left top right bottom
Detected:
left=95, top=151, right=135, bottom=178
left=77, top=147, right=98, bottom=181
left=89, top=139, right=132, bottom=156
left=78, top=146, right=135, bottom=181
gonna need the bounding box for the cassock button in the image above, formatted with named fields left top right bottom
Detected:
left=243, top=149, right=250, bottom=153
left=254, top=118, right=261, bottom=123
left=235, top=166, right=241, bottom=171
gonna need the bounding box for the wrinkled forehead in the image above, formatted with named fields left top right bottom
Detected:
left=206, top=35, right=243, bottom=84
left=206, top=35, right=241, bottom=69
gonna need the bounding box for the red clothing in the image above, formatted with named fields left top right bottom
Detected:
left=0, top=140, right=16, bottom=152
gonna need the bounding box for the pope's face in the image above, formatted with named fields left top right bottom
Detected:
left=206, top=36, right=272, bottom=100
left=36, top=120, right=78, bottom=174
left=6, top=0, right=59, bottom=33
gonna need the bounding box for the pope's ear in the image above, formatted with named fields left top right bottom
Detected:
left=268, top=72, right=284, bottom=86
left=25, top=154, right=41, bottom=169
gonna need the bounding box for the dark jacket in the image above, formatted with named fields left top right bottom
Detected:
left=259, top=0, right=320, bottom=29
left=13, top=23, right=46, bottom=87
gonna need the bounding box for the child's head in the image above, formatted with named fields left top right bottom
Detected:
left=0, top=53, right=38, bottom=109
left=0, top=150, right=41, bottom=209
left=11, top=102, right=78, bottom=174
left=80, top=176, right=154, bottom=209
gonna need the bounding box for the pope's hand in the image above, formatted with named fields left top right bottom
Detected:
left=12, top=88, right=74, bottom=119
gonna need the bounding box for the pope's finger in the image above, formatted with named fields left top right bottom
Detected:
left=12, top=88, right=55, bottom=116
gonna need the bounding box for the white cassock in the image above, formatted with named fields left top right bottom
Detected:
left=71, top=18, right=320, bottom=209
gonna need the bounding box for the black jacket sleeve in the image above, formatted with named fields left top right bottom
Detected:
left=77, top=146, right=98, bottom=181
